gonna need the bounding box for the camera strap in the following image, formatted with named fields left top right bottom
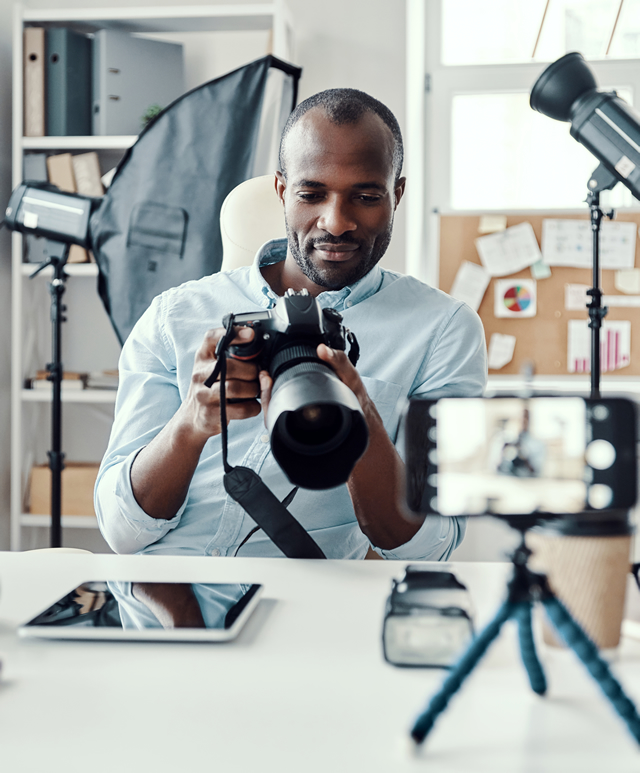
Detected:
left=206, top=316, right=326, bottom=560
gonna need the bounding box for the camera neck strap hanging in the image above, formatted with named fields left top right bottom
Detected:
left=205, top=315, right=326, bottom=560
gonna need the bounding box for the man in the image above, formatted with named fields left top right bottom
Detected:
left=95, top=88, right=487, bottom=562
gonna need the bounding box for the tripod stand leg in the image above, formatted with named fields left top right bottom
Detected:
left=411, top=600, right=513, bottom=745
left=543, top=597, right=640, bottom=744
left=514, top=602, right=547, bottom=695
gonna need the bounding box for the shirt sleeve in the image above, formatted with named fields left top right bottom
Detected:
left=94, top=294, right=187, bottom=554
left=372, top=300, right=484, bottom=561
left=375, top=514, right=466, bottom=561
left=411, top=301, right=487, bottom=400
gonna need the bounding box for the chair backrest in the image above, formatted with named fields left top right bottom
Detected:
left=220, top=174, right=286, bottom=271
left=25, top=548, right=93, bottom=554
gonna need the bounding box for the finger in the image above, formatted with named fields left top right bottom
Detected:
left=230, top=326, right=255, bottom=346
left=317, top=344, right=363, bottom=395
left=225, top=378, right=262, bottom=401
left=259, top=370, right=273, bottom=421
left=225, top=358, right=259, bottom=381
left=225, top=400, right=262, bottom=422
left=198, top=325, right=254, bottom=360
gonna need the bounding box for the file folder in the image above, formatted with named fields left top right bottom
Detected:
left=24, top=27, right=45, bottom=137
left=92, top=30, right=184, bottom=136
left=46, top=28, right=92, bottom=136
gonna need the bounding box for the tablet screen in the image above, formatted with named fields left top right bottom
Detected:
left=20, top=581, right=263, bottom=642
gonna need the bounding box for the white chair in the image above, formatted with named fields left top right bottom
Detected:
left=220, top=174, right=286, bottom=271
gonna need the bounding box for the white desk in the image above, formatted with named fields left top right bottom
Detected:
left=0, top=552, right=639, bottom=772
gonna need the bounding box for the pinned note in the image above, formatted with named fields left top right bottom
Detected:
left=542, top=219, right=636, bottom=270
left=488, top=333, right=516, bottom=370
left=603, top=295, right=640, bottom=307
left=567, top=319, right=631, bottom=373
left=565, top=284, right=590, bottom=311
left=530, top=259, right=552, bottom=280
left=449, top=261, right=490, bottom=312
left=615, top=268, right=640, bottom=294
left=494, top=279, right=537, bottom=318
left=475, top=222, right=541, bottom=277
left=478, top=215, right=507, bottom=234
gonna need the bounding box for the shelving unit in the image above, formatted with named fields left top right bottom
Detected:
left=21, top=263, right=98, bottom=277
left=22, top=136, right=137, bottom=150
left=11, top=1, right=294, bottom=550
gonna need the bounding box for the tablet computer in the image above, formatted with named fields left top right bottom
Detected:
left=18, top=581, right=263, bottom=642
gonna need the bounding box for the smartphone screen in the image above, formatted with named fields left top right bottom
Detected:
left=405, top=396, right=637, bottom=517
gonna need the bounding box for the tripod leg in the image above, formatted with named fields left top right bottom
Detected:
left=543, top=597, right=640, bottom=744
left=514, top=602, right=547, bottom=695
left=411, top=600, right=513, bottom=745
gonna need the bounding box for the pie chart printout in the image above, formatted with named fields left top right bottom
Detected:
left=494, top=279, right=537, bottom=318
left=503, top=285, right=532, bottom=313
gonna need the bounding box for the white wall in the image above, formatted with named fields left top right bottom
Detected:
left=0, top=0, right=408, bottom=549
left=0, top=0, right=15, bottom=550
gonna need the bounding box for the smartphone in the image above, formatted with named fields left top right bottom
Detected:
left=404, top=396, right=637, bottom=517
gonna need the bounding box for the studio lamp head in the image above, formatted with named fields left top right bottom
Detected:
left=4, top=181, right=96, bottom=248
left=531, top=52, right=640, bottom=198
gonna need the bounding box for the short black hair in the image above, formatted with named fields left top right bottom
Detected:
left=278, top=88, right=403, bottom=183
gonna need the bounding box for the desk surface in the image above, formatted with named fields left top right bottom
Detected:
left=0, top=552, right=639, bottom=773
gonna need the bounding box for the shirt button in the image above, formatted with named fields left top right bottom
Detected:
left=211, top=548, right=221, bottom=557
left=260, top=434, right=269, bottom=443
left=346, top=300, right=353, bottom=307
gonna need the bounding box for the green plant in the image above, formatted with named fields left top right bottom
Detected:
left=141, top=104, right=164, bottom=128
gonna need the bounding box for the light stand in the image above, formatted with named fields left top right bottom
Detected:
left=410, top=522, right=640, bottom=747
left=30, top=240, right=70, bottom=548
left=585, top=162, right=618, bottom=398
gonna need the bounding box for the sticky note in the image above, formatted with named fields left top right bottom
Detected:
left=488, top=333, right=516, bottom=370
left=615, top=268, right=640, bottom=294
left=478, top=215, right=507, bottom=234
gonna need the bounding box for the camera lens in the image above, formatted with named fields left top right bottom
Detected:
left=282, top=403, right=351, bottom=454
left=267, top=358, right=368, bottom=489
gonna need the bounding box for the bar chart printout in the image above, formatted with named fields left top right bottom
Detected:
left=567, top=320, right=631, bottom=373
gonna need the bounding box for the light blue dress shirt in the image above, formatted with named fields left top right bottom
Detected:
left=95, top=239, right=487, bottom=561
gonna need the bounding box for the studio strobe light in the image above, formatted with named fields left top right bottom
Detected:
left=531, top=51, right=640, bottom=198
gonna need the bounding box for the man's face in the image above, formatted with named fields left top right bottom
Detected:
left=276, top=109, right=405, bottom=292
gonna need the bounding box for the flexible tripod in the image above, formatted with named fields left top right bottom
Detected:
left=410, top=527, right=640, bottom=746
left=30, top=240, right=70, bottom=548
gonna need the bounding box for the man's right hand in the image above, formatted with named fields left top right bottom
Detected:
left=179, top=326, right=263, bottom=441
left=130, top=325, right=271, bottom=521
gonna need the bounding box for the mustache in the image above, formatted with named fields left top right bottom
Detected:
left=307, top=234, right=362, bottom=247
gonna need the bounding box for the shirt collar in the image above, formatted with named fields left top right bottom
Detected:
left=247, top=238, right=384, bottom=311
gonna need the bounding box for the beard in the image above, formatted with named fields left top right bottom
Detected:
left=285, top=216, right=393, bottom=290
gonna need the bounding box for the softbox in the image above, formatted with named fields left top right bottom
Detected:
left=90, top=55, right=301, bottom=345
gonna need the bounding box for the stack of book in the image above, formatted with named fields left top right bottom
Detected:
left=27, top=370, right=88, bottom=391
left=26, top=369, right=119, bottom=391
left=86, top=369, right=119, bottom=391
left=23, top=27, right=184, bottom=138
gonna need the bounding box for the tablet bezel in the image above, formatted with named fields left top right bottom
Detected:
left=18, top=581, right=264, bottom=643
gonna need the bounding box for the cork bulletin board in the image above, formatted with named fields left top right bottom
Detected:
left=439, top=213, right=640, bottom=376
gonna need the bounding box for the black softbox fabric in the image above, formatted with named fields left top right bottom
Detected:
left=90, top=56, right=301, bottom=345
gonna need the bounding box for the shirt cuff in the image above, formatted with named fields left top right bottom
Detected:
left=96, top=449, right=187, bottom=553
left=374, top=515, right=467, bottom=561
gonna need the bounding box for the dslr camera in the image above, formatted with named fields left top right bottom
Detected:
left=226, top=289, right=368, bottom=490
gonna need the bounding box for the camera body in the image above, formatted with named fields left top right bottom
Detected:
left=227, top=288, right=351, bottom=378
left=226, top=290, right=368, bottom=490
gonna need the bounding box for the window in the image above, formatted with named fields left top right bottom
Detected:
left=425, top=0, right=640, bottom=214
left=442, top=0, right=638, bottom=65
